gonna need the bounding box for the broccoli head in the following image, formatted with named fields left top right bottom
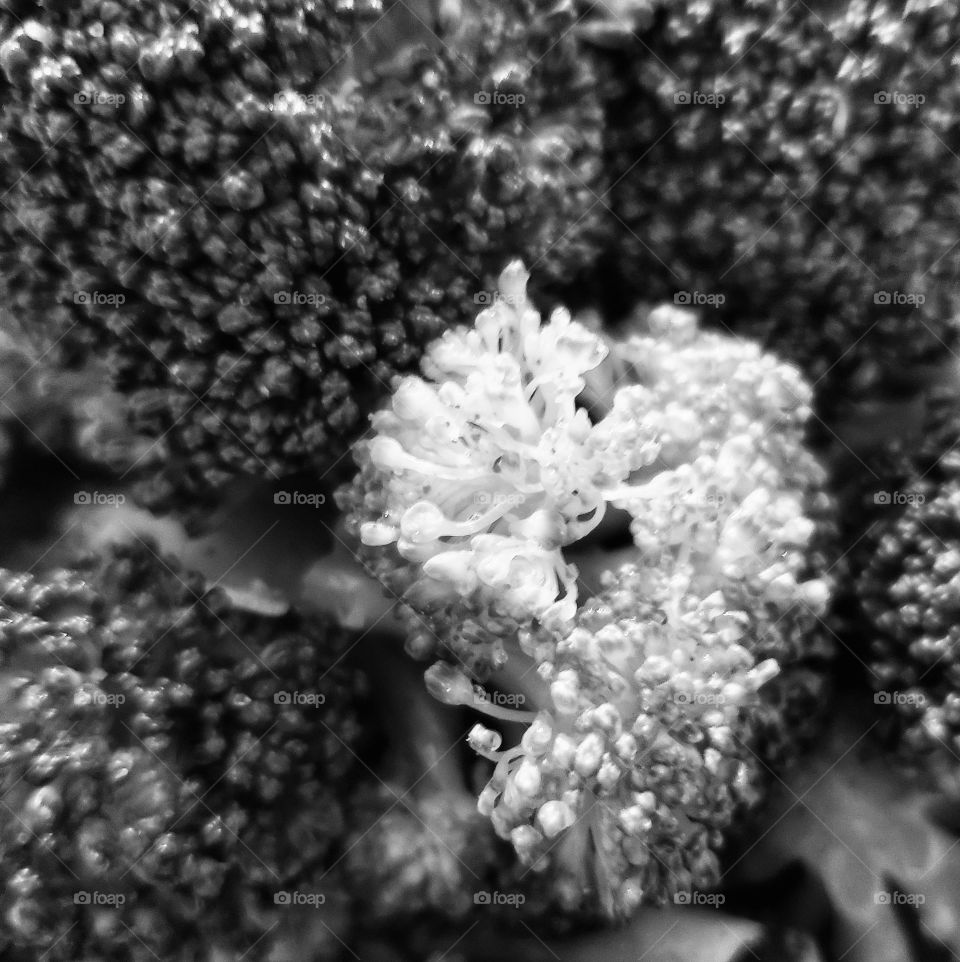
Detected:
left=588, top=0, right=960, bottom=407
left=0, top=0, right=605, bottom=515
left=850, top=391, right=960, bottom=764
left=0, top=540, right=369, bottom=961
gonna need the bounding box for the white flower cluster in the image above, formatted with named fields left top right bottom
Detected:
left=339, top=262, right=834, bottom=916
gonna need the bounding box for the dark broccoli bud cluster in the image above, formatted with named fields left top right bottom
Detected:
left=343, top=781, right=494, bottom=922
left=0, top=540, right=369, bottom=962
left=588, top=0, right=960, bottom=406
left=0, top=0, right=605, bottom=514
left=849, top=394, right=960, bottom=761
left=359, top=0, right=606, bottom=301
left=858, top=476, right=960, bottom=757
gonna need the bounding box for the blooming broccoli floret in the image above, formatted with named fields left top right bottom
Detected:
left=0, top=540, right=369, bottom=962
left=586, top=0, right=960, bottom=407
left=340, top=262, right=832, bottom=666
left=340, top=263, right=836, bottom=916
left=464, top=564, right=782, bottom=919
left=342, top=260, right=613, bottom=630
left=0, top=0, right=605, bottom=515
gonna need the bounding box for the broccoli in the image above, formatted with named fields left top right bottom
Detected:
left=0, top=0, right=605, bottom=516
left=848, top=391, right=960, bottom=763
left=340, top=640, right=498, bottom=924
left=581, top=0, right=960, bottom=410
left=338, top=261, right=837, bottom=918
left=0, top=539, right=370, bottom=962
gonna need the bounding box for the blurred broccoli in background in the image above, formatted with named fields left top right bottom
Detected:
left=0, top=540, right=370, bottom=961
left=0, top=0, right=604, bottom=517
left=583, top=0, right=960, bottom=410
left=833, top=392, right=960, bottom=768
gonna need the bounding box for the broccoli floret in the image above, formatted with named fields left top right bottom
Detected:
left=849, top=392, right=960, bottom=763
left=339, top=262, right=837, bottom=918
left=0, top=540, right=369, bottom=961
left=339, top=642, right=498, bottom=924
left=464, top=565, right=783, bottom=919
left=583, top=0, right=960, bottom=408
left=0, top=0, right=605, bottom=515
left=858, top=476, right=960, bottom=756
